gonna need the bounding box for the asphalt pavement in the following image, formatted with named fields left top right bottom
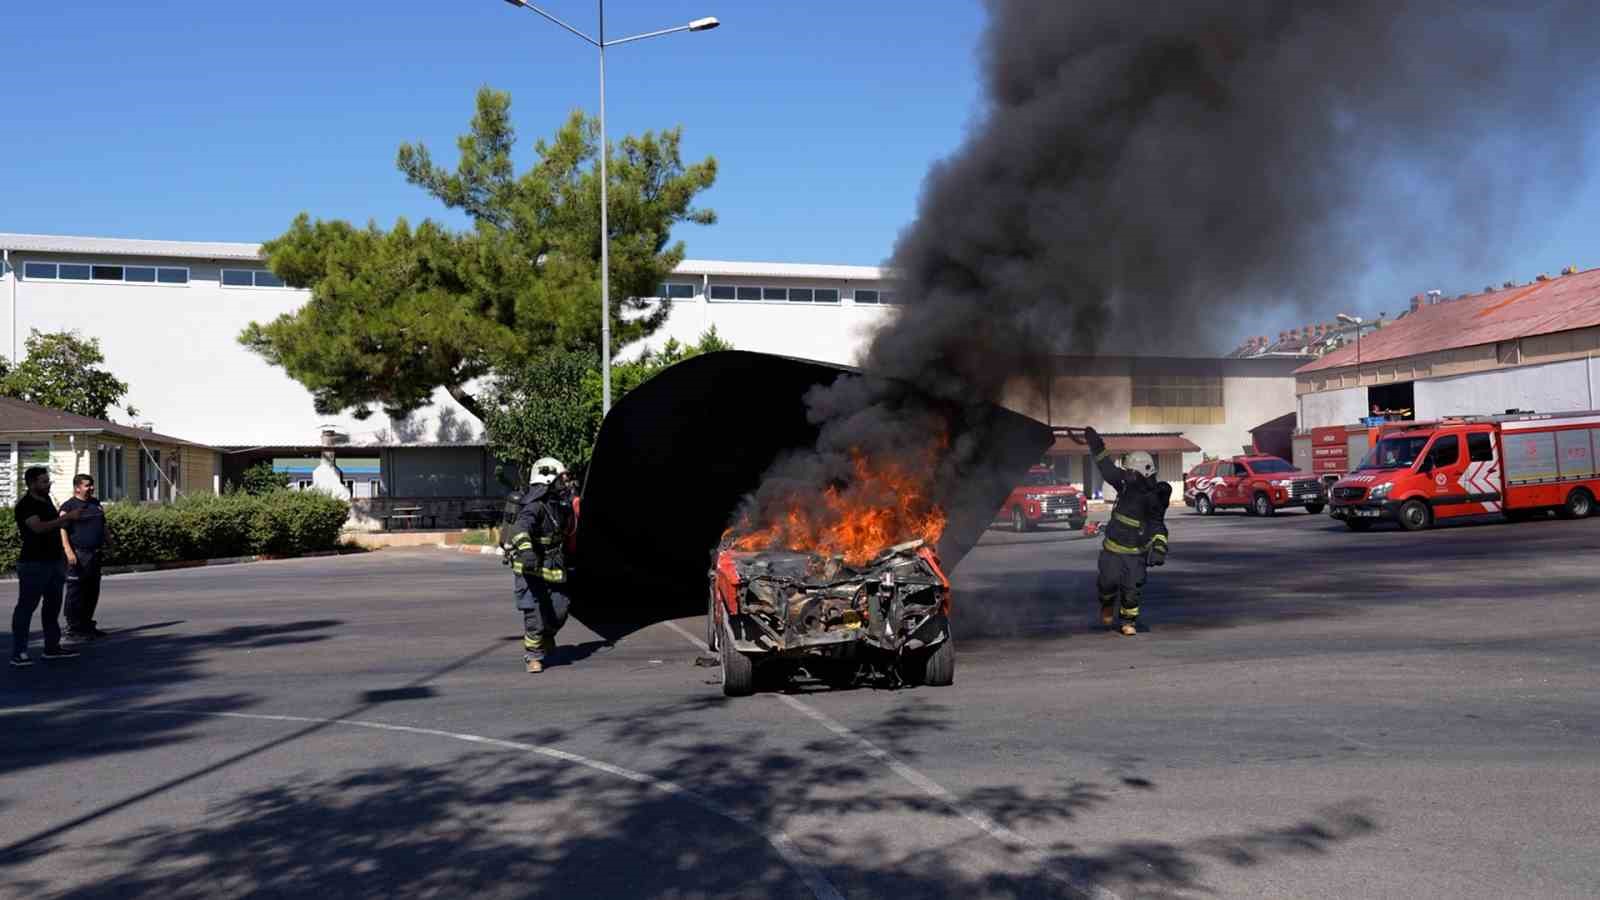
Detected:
left=2, top=507, right=1597, bottom=899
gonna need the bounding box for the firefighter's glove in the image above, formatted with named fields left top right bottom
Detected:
left=1084, top=426, right=1105, bottom=457
left=1148, top=536, right=1168, bottom=567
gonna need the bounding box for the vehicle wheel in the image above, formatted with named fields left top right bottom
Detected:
left=1398, top=499, right=1432, bottom=532
left=1559, top=488, right=1594, bottom=520
left=1195, top=494, right=1214, bottom=516
left=1068, top=517, right=1086, bottom=531
left=720, top=625, right=755, bottom=697
left=915, top=638, right=956, bottom=687
left=1012, top=507, right=1030, bottom=533
left=1253, top=493, right=1275, bottom=517
left=1344, top=518, right=1374, bottom=531
left=1305, top=503, right=1325, bottom=515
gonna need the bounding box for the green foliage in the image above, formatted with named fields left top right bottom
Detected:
left=482, top=328, right=732, bottom=474
left=1, top=492, right=351, bottom=574
left=232, top=461, right=292, bottom=496
left=0, top=329, right=135, bottom=420
left=241, top=87, right=717, bottom=422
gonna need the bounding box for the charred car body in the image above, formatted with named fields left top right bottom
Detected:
left=709, top=539, right=954, bottom=696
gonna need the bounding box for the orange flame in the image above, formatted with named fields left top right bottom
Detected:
left=727, top=443, right=948, bottom=566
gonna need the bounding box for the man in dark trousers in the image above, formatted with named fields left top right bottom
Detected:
left=1085, top=427, right=1171, bottom=636
left=61, top=474, right=110, bottom=640
left=508, top=457, right=576, bottom=674
left=11, top=467, right=82, bottom=667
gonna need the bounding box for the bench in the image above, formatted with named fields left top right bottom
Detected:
left=384, top=507, right=437, bottom=530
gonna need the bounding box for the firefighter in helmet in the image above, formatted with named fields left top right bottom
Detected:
left=508, top=457, right=576, bottom=674
left=1085, top=427, right=1170, bottom=636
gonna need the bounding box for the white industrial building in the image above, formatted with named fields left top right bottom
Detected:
left=0, top=232, right=897, bottom=447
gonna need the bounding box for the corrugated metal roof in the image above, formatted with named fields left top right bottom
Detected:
left=0, top=232, right=264, bottom=261
left=1297, top=267, right=1600, bottom=374
left=0, top=396, right=215, bottom=449
left=0, top=233, right=888, bottom=280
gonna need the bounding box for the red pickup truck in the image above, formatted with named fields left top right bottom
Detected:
left=995, top=465, right=1086, bottom=531
left=1185, top=455, right=1327, bottom=516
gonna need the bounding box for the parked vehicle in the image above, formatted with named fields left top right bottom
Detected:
left=994, top=465, right=1086, bottom=531
left=1185, top=455, right=1326, bottom=517
left=1329, top=409, right=1600, bottom=531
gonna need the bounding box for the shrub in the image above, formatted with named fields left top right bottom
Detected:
left=2, top=490, right=351, bottom=574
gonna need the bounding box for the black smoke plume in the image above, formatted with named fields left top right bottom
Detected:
left=731, top=0, right=1600, bottom=550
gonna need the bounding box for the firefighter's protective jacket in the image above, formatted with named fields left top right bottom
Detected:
left=509, top=483, right=574, bottom=583
left=1089, top=435, right=1171, bottom=562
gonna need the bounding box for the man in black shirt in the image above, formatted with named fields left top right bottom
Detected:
left=62, top=474, right=110, bottom=640
left=11, top=467, right=81, bottom=667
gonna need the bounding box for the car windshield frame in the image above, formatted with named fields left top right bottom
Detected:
left=1358, top=435, right=1431, bottom=471
left=1024, top=471, right=1057, bottom=486
left=1245, top=458, right=1295, bottom=474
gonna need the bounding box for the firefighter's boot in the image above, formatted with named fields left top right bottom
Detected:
left=1099, top=604, right=1115, bottom=627
left=1119, top=622, right=1137, bottom=637
left=526, top=658, right=544, bottom=674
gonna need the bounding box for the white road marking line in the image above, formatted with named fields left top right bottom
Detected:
left=4, top=705, right=842, bottom=900
left=659, top=618, right=1120, bottom=900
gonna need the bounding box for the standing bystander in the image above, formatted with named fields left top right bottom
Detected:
left=11, top=467, right=82, bottom=666
left=61, top=474, right=110, bottom=640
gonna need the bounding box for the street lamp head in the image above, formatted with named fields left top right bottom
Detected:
left=1336, top=313, right=1362, bottom=325
left=688, top=16, right=720, bottom=31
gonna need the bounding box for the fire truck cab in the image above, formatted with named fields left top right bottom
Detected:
left=1329, top=410, right=1600, bottom=531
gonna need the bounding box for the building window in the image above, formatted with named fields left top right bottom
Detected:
left=656, top=282, right=695, bottom=299
left=763, top=287, right=788, bottom=301
left=708, top=285, right=737, bottom=300
left=788, top=288, right=814, bottom=303
left=21, top=261, right=188, bottom=285
left=221, top=268, right=287, bottom=288
left=1131, top=374, right=1225, bottom=426
left=855, top=289, right=880, bottom=304
left=735, top=286, right=762, bottom=301
left=140, top=449, right=163, bottom=502
left=705, top=283, right=846, bottom=304
left=95, top=445, right=127, bottom=501
left=16, top=442, right=51, bottom=498
left=814, top=288, right=839, bottom=304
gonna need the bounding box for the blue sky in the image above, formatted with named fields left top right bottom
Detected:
left=3, top=0, right=1598, bottom=344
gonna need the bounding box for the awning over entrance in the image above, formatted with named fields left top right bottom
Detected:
left=1046, top=432, right=1201, bottom=455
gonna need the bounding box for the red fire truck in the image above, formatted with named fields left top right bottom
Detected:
left=1328, top=409, right=1600, bottom=531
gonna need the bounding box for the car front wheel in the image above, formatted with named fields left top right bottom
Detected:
left=1559, top=488, right=1594, bottom=520
left=1253, top=493, right=1275, bottom=517
left=1195, top=494, right=1214, bottom=516
left=1305, top=503, right=1325, bottom=515
left=1398, top=499, right=1432, bottom=532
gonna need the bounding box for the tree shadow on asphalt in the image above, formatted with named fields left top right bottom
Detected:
left=19, top=696, right=1380, bottom=899
left=0, top=619, right=344, bottom=783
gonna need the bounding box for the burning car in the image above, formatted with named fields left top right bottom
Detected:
left=708, top=539, right=954, bottom=696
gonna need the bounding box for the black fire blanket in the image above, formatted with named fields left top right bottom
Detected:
left=571, top=350, right=1051, bottom=636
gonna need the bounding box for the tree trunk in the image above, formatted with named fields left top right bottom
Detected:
left=445, top=384, right=486, bottom=423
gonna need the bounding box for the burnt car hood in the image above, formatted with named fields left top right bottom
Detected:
left=574, top=350, right=1051, bottom=627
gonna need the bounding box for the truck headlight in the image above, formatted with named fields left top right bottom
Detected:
left=1272, top=479, right=1293, bottom=487
left=1024, top=493, right=1045, bottom=501
left=1369, top=483, right=1393, bottom=500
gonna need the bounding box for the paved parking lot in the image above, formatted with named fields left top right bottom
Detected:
left=2, top=508, right=1597, bottom=898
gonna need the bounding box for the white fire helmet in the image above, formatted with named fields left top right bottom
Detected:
left=529, top=457, right=567, bottom=486
left=1123, top=451, right=1156, bottom=477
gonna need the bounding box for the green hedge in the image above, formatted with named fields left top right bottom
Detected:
left=1, top=491, right=350, bottom=574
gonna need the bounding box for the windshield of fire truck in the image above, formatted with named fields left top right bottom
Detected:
left=1024, top=470, right=1057, bottom=486
left=1358, top=436, right=1431, bottom=470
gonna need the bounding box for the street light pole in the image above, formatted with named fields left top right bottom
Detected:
left=499, top=0, right=719, bottom=415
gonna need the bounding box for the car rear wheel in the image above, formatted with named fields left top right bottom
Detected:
left=1253, top=493, right=1275, bottom=517
left=1195, top=494, right=1214, bottom=516
left=1305, top=503, right=1325, bottom=515
left=1559, top=488, right=1594, bottom=520
left=1398, top=499, right=1432, bottom=531
left=720, top=622, right=755, bottom=697
left=1344, top=518, right=1374, bottom=531
left=706, top=583, right=719, bottom=650
left=1012, top=507, right=1030, bottom=533
left=909, top=638, right=956, bottom=687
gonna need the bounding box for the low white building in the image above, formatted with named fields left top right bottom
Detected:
left=0, top=232, right=897, bottom=447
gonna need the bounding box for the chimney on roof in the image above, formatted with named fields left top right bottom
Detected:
left=1427, top=290, right=1442, bottom=304
left=136, top=421, right=155, bottom=432
left=1410, top=295, right=1423, bottom=313
left=1561, top=265, right=1577, bottom=276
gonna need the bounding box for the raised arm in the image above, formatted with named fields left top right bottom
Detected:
left=1085, top=427, right=1126, bottom=492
